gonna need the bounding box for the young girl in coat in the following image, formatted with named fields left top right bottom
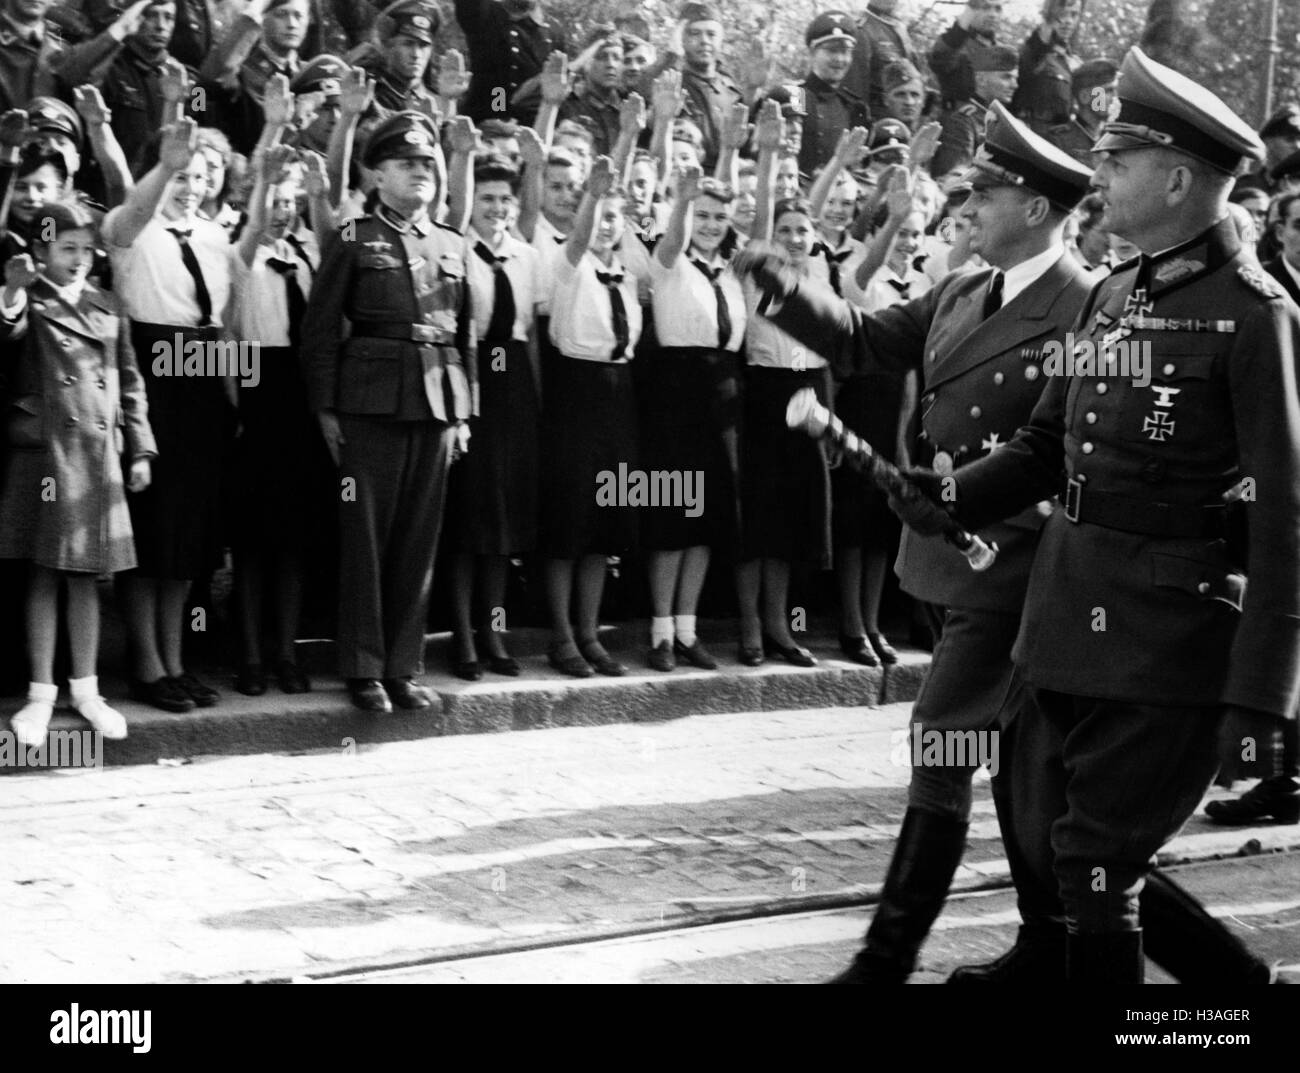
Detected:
left=0, top=200, right=156, bottom=745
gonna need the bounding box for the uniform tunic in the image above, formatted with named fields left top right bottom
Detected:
left=798, top=74, right=870, bottom=180
left=540, top=250, right=641, bottom=558
left=107, top=209, right=232, bottom=580
left=454, top=0, right=567, bottom=124
left=844, top=5, right=920, bottom=116
left=0, top=277, right=156, bottom=573
left=640, top=249, right=747, bottom=553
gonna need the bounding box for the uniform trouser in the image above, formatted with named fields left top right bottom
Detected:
left=1001, top=681, right=1224, bottom=933
left=907, top=605, right=1021, bottom=819
left=336, top=415, right=455, bottom=680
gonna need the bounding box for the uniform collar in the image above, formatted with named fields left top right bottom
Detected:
left=1000, top=243, right=1065, bottom=306
left=1137, top=216, right=1240, bottom=298
left=577, top=81, right=621, bottom=108
left=37, top=273, right=85, bottom=305
left=506, top=4, right=546, bottom=25
left=1, top=12, right=42, bottom=44
left=254, top=41, right=298, bottom=74
left=376, top=202, right=431, bottom=237
left=805, top=73, right=844, bottom=97
left=469, top=225, right=516, bottom=255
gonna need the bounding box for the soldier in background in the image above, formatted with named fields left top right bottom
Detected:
left=798, top=11, right=868, bottom=181
left=1046, top=58, right=1117, bottom=166
left=1011, top=0, right=1081, bottom=135
left=454, top=0, right=565, bottom=125
left=843, top=0, right=918, bottom=118
left=931, top=43, right=1016, bottom=178
left=928, top=0, right=1001, bottom=109
left=1236, top=104, right=1300, bottom=197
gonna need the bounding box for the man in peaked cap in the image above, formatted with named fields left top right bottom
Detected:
left=1237, top=104, right=1300, bottom=195
left=453, top=0, right=566, bottom=125
left=844, top=0, right=920, bottom=117
left=671, top=0, right=743, bottom=172
left=879, top=46, right=1300, bottom=983
left=733, top=98, right=1285, bottom=986
left=302, top=109, right=476, bottom=714
left=798, top=11, right=869, bottom=179
left=1047, top=57, right=1118, bottom=165
left=290, top=52, right=347, bottom=152
left=931, top=42, right=1017, bottom=177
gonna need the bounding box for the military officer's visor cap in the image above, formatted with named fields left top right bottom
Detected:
left=961, top=101, right=1094, bottom=210
left=1093, top=47, right=1264, bottom=174
left=363, top=111, right=442, bottom=167
left=291, top=54, right=348, bottom=98
left=806, top=11, right=855, bottom=49
left=379, top=0, right=441, bottom=44
left=26, top=97, right=83, bottom=148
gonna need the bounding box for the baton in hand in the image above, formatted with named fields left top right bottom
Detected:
left=786, top=388, right=998, bottom=572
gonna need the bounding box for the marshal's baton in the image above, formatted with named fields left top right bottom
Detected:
left=786, top=388, right=998, bottom=572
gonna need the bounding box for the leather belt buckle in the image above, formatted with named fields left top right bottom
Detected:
left=411, top=323, right=437, bottom=343
left=1064, top=477, right=1082, bottom=523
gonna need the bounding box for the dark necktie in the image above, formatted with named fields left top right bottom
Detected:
left=691, top=259, right=733, bottom=350
left=886, top=276, right=911, bottom=300
left=168, top=227, right=213, bottom=327
left=473, top=242, right=517, bottom=344
left=595, top=269, right=630, bottom=360
left=265, top=255, right=305, bottom=349
left=820, top=244, right=854, bottom=297
left=983, top=270, right=1004, bottom=319
left=283, top=232, right=312, bottom=270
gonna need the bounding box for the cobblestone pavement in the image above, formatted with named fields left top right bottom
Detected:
left=1, top=704, right=1295, bottom=983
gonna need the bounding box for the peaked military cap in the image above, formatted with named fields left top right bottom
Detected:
left=291, top=54, right=348, bottom=97
left=868, top=117, right=910, bottom=151
left=1093, top=47, right=1264, bottom=174
left=961, top=101, right=1094, bottom=210
left=806, top=11, right=855, bottom=49
left=26, top=97, right=82, bottom=148
left=379, top=0, right=440, bottom=43
left=363, top=110, right=442, bottom=167
left=1071, top=58, right=1118, bottom=95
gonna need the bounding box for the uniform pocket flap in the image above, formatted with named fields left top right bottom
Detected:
left=1152, top=552, right=1245, bottom=610
left=1155, top=352, right=1216, bottom=381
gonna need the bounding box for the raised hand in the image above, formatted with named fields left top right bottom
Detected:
left=299, top=149, right=329, bottom=198
left=261, top=72, right=293, bottom=127
left=882, top=165, right=915, bottom=218
left=619, top=92, right=646, bottom=137
left=0, top=109, right=30, bottom=150
left=675, top=162, right=704, bottom=202
left=159, top=118, right=198, bottom=171
left=719, top=100, right=750, bottom=151
left=540, top=51, right=572, bottom=105
left=908, top=121, right=943, bottom=171
left=340, top=66, right=374, bottom=118
left=585, top=154, right=616, bottom=199
left=517, top=125, right=546, bottom=170
left=447, top=115, right=481, bottom=155
left=72, top=84, right=112, bottom=127
left=159, top=59, right=190, bottom=106
left=652, top=68, right=683, bottom=122
left=754, top=98, right=784, bottom=151
left=263, top=142, right=297, bottom=184
left=4, top=253, right=38, bottom=292
left=437, top=48, right=471, bottom=99
left=833, top=126, right=869, bottom=168
left=735, top=38, right=770, bottom=95
left=112, top=0, right=152, bottom=39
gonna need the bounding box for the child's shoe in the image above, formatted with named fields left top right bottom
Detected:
left=69, top=676, right=128, bottom=740
left=10, top=683, right=58, bottom=747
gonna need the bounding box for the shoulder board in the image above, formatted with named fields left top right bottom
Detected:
left=1238, top=263, right=1284, bottom=299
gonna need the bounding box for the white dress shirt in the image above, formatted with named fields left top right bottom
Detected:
left=549, top=250, right=643, bottom=362
left=466, top=226, right=541, bottom=342
left=228, top=229, right=318, bottom=347
left=1000, top=243, right=1066, bottom=307
left=648, top=251, right=746, bottom=351
left=106, top=211, right=232, bottom=328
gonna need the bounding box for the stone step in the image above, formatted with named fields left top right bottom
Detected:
left=2, top=626, right=929, bottom=769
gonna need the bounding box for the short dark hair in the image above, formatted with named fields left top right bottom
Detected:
left=473, top=155, right=521, bottom=193
left=773, top=197, right=814, bottom=223
left=1274, top=191, right=1300, bottom=227
left=696, top=178, right=734, bottom=204
left=17, top=144, right=68, bottom=184
left=31, top=199, right=98, bottom=245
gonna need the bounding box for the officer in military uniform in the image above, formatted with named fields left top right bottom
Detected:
left=930, top=43, right=1016, bottom=177
left=302, top=111, right=476, bottom=713
left=0, top=0, right=124, bottom=112
left=798, top=11, right=869, bottom=180
left=673, top=1, right=743, bottom=174
left=1046, top=58, right=1117, bottom=166
left=358, top=0, right=440, bottom=118
left=454, top=0, right=565, bottom=125
left=899, top=48, right=1300, bottom=983
left=288, top=52, right=347, bottom=154
left=733, top=101, right=1285, bottom=986
left=843, top=0, right=918, bottom=118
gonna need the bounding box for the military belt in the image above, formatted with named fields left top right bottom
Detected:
left=351, top=321, right=457, bottom=346
left=1062, top=477, right=1227, bottom=538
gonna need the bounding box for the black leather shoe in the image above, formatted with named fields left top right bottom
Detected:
left=579, top=641, right=626, bottom=677
left=867, top=632, right=900, bottom=665
left=173, top=672, right=218, bottom=707
left=235, top=664, right=268, bottom=696
left=762, top=633, right=816, bottom=667
left=647, top=640, right=675, bottom=672
left=548, top=649, right=594, bottom=678
left=948, top=925, right=1067, bottom=984
left=737, top=645, right=765, bottom=667
left=348, top=678, right=391, bottom=713
left=453, top=659, right=483, bottom=681
left=385, top=677, right=433, bottom=710
left=129, top=676, right=195, bottom=713
left=1067, top=929, right=1144, bottom=984
left=1204, top=777, right=1300, bottom=825
left=673, top=637, right=717, bottom=670
left=838, top=633, right=880, bottom=667
left=486, top=654, right=520, bottom=677
left=827, top=949, right=909, bottom=984
left=276, top=660, right=311, bottom=694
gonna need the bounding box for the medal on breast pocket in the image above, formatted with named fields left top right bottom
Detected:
left=1141, top=384, right=1180, bottom=442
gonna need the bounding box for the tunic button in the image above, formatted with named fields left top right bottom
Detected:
left=1081, top=442, right=1094, bottom=454
left=61, top=338, right=72, bottom=348
left=993, top=371, right=1004, bottom=385
left=1096, top=382, right=1108, bottom=394
left=64, top=374, right=76, bottom=384
left=969, top=405, right=981, bottom=418
left=1163, top=363, right=1175, bottom=376
left=97, top=379, right=106, bottom=388
left=922, top=393, right=934, bottom=405
left=1085, top=411, right=1097, bottom=424
left=929, top=349, right=937, bottom=362
left=511, top=46, right=519, bottom=53
left=1024, top=365, right=1039, bottom=381
left=1197, top=581, right=1210, bottom=595
left=97, top=419, right=107, bottom=430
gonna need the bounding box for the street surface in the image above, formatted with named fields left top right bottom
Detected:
left=2, top=703, right=1296, bottom=983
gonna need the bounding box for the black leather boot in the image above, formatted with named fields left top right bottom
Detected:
left=948, top=923, right=1067, bottom=983
left=1141, top=870, right=1273, bottom=983
left=828, top=808, right=968, bottom=984
left=1066, top=929, right=1144, bottom=984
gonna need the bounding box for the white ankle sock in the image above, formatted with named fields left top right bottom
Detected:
left=27, top=681, right=58, bottom=704
left=674, top=614, right=697, bottom=646
left=651, top=616, right=674, bottom=646
left=69, top=675, right=99, bottom=705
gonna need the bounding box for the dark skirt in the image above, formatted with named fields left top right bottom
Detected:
left=831, top=371, right=911, bottom=552
left=126, top=323, right=230, bottom=580
left=449, top=338, right=540, bottom=555
left=740, top=365, right=832, bottom=568
left=232, top=345, right=334, bottom=552
left=538, top=356, right=638, bottom=558
left=638, top=345, right=742, bottom=553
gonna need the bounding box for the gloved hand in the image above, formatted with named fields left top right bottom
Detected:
left=731, top=241, right=798, bottom=301
left=886, top=465, right=954, bottom=536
